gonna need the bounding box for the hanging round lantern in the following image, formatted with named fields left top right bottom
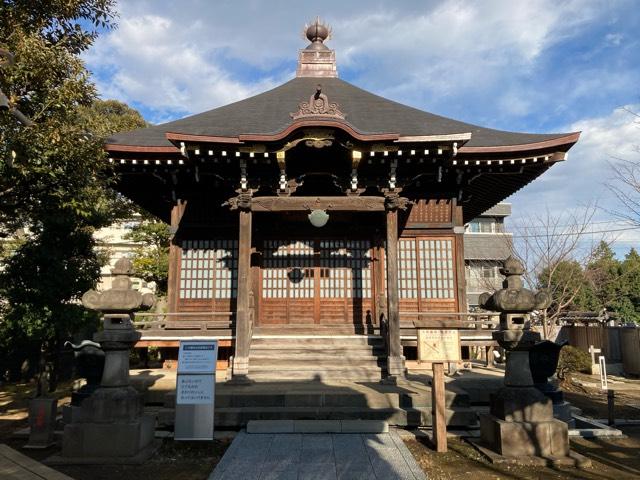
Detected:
left=308, top=209, right=329, bottom=228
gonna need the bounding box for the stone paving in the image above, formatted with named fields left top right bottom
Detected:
left=209, top=430, right=427, bottom=480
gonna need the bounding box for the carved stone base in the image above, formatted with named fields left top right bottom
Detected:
left=480, top=415, right=569, bottom=458
left=231, top=356, right=250, bottom=377
left=490, top=386, right=552, bottom=422
left=60, top=414, right=156, bottom=461
left=77, top=386, right=144, bottom=423
left=386, top=355, right=406, bottom=378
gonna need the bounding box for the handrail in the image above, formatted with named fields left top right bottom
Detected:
left=402, top=311, right=500, bottom=330
left=135, top=312, right=233, bottom=317
left=132, top=312, right=235, bottom=331
left=399, top=312, right=499, bottom=317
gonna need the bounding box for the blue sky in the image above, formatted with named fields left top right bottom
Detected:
left=84, top=0, right=640, bottom=255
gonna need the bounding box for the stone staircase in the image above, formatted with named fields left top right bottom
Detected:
left=247, top=335, right=387, bottom=382
left=151, top=377, right=478, bottom=429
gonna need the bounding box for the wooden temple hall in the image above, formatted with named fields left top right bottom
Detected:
left=106, top=21, right=579, bottom=382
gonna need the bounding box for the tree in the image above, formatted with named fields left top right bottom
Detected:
left=607, top=107, right=640, bottom=225
left=581, top=243, right=640, bottom=324
left=0, top=2, right=149, bottom=387
left=509, top=205, right=603, bottom=339
left=618, top=248, right=640, bottom=323
left=0, top=1, right=119, bottom=233
left=537, top=259, right=595, bottom=319
left=124, top=218, right=171, bottom=296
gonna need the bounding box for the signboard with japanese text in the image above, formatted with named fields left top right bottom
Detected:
left=175, top=338, right=217, bottom=441
left=176, top=374, right=215, bottom=405
left=177, top=340, right=218, bottom=374
left=417, top=329, right=461, bottom=363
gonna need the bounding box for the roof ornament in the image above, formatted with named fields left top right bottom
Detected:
left=297, top=18, right=338, bottom=77
left=303, top=17, right=332, bottom=48
left=290, top=84, right=345, bottom=120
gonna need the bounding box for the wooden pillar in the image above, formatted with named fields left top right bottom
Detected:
left=373, top=235, right=386, bottom=330
left=167, top=201, right=186, bottom=313
left=232, top=206, right=252, bottom=379
left=384, top=194, right=406, bottom=380
left=453, top=201, right=467, bottom=314
left=431, top=362, right=448, bottom=452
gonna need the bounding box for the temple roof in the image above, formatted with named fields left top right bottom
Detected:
left=106, top=76, right=576, bottom=152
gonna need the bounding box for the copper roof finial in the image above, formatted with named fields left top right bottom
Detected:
left=296, top=18, right=337, bottom=77
left=303, top=17, right=332, bottom=47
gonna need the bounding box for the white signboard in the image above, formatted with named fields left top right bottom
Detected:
left=177, top=340, right=218, bottom=374
left=599, top=355, right=608, bottom=391
left=176, top=374, right=215, bottom=405
left=417, top=329, right=461, bottom=363
left=175, top=339, right=218, bottom=441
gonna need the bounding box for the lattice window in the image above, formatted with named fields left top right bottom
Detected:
left=320, top=240, right=347, bottom=298
left=418, top=239, right=455, bottom=299
left=179, top=240, right=237, bottom=300
left=319, top=240, right=373, bottom=299
left=262, top=240, right=314, bottom=299
left=214, top=240, right=238, bottom=299
left=398, top=239, right=418, bottom=298
left=347, top=240, right=372, bottom=298
left=397, top=238, right=455, bottom=300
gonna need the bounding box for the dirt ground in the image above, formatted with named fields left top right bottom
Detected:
left=404, top=372, right=640, bottom=480
left=3, top=373, right=640, bottom=479
left=0, top=380, right=229, bottom=480
left=2, top=436, right=229, bottom=480
left=405, top=427, right=640, bottom=480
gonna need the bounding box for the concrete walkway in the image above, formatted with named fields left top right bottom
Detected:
left=209, top=430, right=427, bottom=480
left=0, top=444, right=72, bottom=480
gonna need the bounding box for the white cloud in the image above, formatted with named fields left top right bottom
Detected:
left=84, top=0, right=607, bottom=123
left=85, top=11, right=283, bottom=121
left=507, top=105, right=640, bottom=255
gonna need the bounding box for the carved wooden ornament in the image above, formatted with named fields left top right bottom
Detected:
left=291, top=86, right=345, bottom=120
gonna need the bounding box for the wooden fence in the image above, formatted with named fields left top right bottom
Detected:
left=560, top=325, right=640, bottom=374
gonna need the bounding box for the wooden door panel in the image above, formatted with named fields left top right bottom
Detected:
left=260, top=300, right=289, bottom=325
left=259, top=239, right=374, bottom=325
left=287, top=299, right=316, bottom=324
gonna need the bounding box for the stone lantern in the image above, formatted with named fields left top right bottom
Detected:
left=477, top=257, right=586, bottom=466
left=56, top=258, right=157, bottom=463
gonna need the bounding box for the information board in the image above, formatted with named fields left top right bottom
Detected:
left=417, top=329, right=461, bottom=362
left=175, top=339, right=217, bottom=441
left=177, top=340, right=218, bottom=374
left=177, top=374, right=215, bottom=405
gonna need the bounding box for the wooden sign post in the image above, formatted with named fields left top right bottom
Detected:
left=431, top=362, right=447, bottom=453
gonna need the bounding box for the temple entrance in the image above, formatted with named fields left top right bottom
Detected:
left=258, top=239, right=376, bottom=326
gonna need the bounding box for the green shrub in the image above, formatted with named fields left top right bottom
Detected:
left=557, top=345, right=591, bottom=379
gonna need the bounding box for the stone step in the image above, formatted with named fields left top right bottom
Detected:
left=152, top=405, right=478, bottom=429
left=250, top=347, right=384, bottom=355
left=163, top=387, right=468, bottom=410
left=250, top=336, right=384, bottom=347
left=248, top=355, right=384, bottom=367
left=246, top=368, right=386, bottom=382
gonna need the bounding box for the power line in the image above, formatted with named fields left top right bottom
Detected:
left=510, top=226, right=640, bottom=239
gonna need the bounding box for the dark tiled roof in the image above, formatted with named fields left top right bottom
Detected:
left=107, top=77, right=573, bottom=149
left=464, top=235, right=512, bottom=260
left=479, top=203, right=512, bottom=217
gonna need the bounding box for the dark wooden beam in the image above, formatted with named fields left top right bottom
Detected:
left=248, top=196, right=386, bottom=212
